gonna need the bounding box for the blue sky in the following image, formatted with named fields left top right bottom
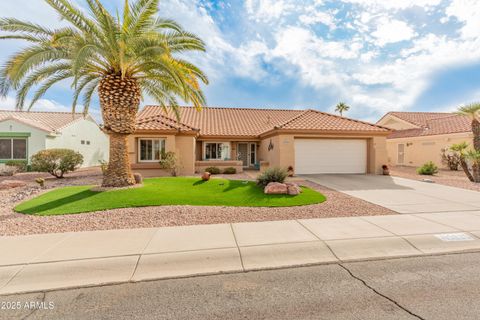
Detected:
left=1, top=0, right=480, bottom=123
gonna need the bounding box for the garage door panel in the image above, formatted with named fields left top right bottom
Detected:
left=295, top=139, right=367, bottom=174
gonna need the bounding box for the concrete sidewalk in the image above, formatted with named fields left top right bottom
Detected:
left=2, top=211, right=480, bottom=295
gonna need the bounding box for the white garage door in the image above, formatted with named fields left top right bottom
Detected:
left=295, top=139, right=367, bottom=174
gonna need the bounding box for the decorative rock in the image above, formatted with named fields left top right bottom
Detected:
left=287, top=186, right=301, bottom=195
left=202, top=172, right=211, bottom=181
left=0, top=180, right=27, bottom=190
left=264, top=182, right=288, bottom=194
left=133, top=173, right=143, bottom=184
left=286, top=182, right=302, bottom=195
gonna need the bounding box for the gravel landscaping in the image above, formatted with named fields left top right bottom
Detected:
left=390, top=166, right=480, bottom=192
left=0, top=169, right=394, bottom=236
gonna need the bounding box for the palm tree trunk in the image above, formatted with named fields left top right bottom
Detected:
left=102, top=133, right=135, bottom=186
left=460, top=158, right=475, bottom=182
left=99, top=74, right=141, bottom=187
left=472, top=119, right=480, bottom=151
left=472, top=161, right=480, bottom=183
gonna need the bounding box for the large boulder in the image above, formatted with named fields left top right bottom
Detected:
left=264, top=182, right=288, bottom=194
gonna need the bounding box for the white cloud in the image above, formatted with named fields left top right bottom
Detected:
left=0, top=95, right=70, bottom=112
left=299, top=11, right=337, bottom=29
left=444, top=0, right=480, bottom=39
left=245, top=0, right=295, bottom=23
left=341, top=0, right=442, bottom=10
left=371, top=18, right=416, bottom=46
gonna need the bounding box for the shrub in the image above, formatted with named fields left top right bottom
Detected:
left=5, top=160, right=28, bottom=173
left=417, top=161, right=438, bottom=175
left=0, top=167, right=15, bottom=176
left=98, top=160, right=108, bottom=174
left=31, top=149, right=83, bottom=178
left=205, top=166, right=221, bottom=174
left=5, top=160, right=26, bottom=171
left=256, top=167, right=288, bottom=188
left=441, top=147, right=460, bottom=171
left=223, top=167, right=237, bottom=174
left=159, top=151, right=181, bottom=176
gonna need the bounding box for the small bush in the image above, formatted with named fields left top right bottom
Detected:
left=441, top=147, right=460, bottom=171
left=31, top=149, right=83, bottom=178
left=256, top=167, right=288, bottom=188
left=417, top=161, right=438, bottom=175
left=159, top=151, right=181, bottom=176
left=5, top=160, right=28, bottom=173
left=205, top=166, right=221, bottom=174
left=223, top=167, right=237, bottom=174
left=98, top=160, right=108, bottom=174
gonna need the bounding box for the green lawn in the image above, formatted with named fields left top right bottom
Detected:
left=15, top=177, right=326, bottom=216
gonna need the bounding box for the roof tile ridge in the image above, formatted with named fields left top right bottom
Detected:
left=137, top=113, right=198, bottom=131
left=309, top=109, right=391, bottom=131
left=0, top=115, right=53, bottom=132
left=274, top=109, right=311, bottom=129
left=0, top=109, right=84, bottom=115
left=142, top=105, right=306, bottom=112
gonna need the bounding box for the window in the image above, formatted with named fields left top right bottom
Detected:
left=0, top=138, right=27, bottom=160
left=250, top=143, right=256, bottom=165
left=205, top=142, right=230, bottom=160
left=81, top=140, right=85, bottom=145
left=86, top=141, right=91, bottom=145
left=139, top=138, right=165, bottom=162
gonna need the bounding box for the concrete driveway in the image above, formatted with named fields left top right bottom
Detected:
left=303, top=174, right=480, bottom=214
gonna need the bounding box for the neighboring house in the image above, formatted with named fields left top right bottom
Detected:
left=0, top=110, right=109, bottom=168
left=130, top=106, right=390, bottom=177
left=377, top=112, right=473, bottom=168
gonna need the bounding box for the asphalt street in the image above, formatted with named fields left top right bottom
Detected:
left=2, top=252, right=480, bottom=320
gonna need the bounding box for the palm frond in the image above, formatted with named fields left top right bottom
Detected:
left=27, top=71, right=72, bottom=110
left=0, top=0, right=208, bottom=114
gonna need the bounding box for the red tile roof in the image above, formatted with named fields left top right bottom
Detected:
left=276, top=109, right=388, bottom=132
left=385, top=112, right=455, bottom=127
left=0, top=110, right=86, bottom=132
left=136, top=114, right=197, bottom=132
left=384, top=112, right=472, bottom=139
left=138, top=106, right=389, bottom=137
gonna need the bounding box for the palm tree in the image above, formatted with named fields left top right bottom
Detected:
left=457, top=103, right=480, bottom=151
left=466, top=150, right=480, bottom=182
left=450, top=142, right=475, bottom=182
left=0, top=0, right=208, bottom=187
left=335, top=102, right=350, bottom=117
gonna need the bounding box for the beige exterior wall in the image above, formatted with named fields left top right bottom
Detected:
left=386, top=132, right=474, bottom=168
left=128, top=133, right=195, bottom=177
left=259, top=133, right=388, bottom=174
left=128, top=131, right=389, bottom=176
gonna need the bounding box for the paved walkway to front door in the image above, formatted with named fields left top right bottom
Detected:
left=303, top=174, right=480, bottom=214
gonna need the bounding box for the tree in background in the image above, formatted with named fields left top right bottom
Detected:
left=457, top=103, right=480, bottom=151
left=335, top=102, right=350, bottom=117
left=0, top=0, right=208, bottom=187
left=450, top=142, right=475, bottom=182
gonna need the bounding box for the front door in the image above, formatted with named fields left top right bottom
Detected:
left=238, top=143, right=248, bottom=166
left=397, top=144, right=405, bottom=165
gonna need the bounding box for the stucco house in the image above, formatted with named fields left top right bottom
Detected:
left=377, top=112, right=473, bottom=168
left=0, top=110, right=109, bottom=168
left=129, top=106, right=390, bottom=177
